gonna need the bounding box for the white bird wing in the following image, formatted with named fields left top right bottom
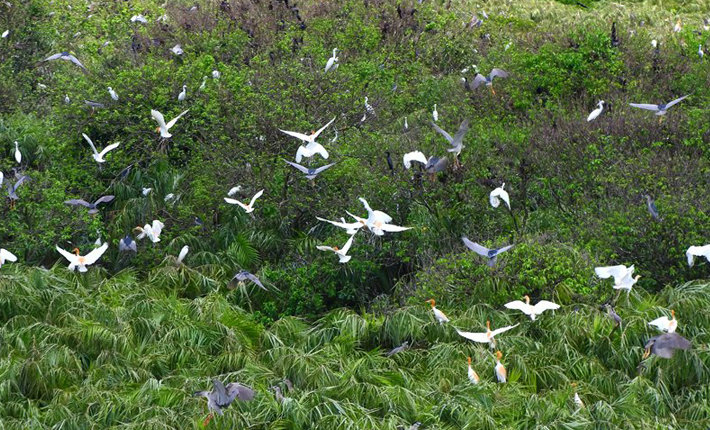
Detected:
left=648, top=316, right=671, bottom=330
left=325, top=57, right=335, bottom=72
left=379, top=223, right=411, bottom=233
left=346, top=211, right=367, bottom=224
left=0, top=249, right=18, bottom=262
left=594, top=265, right=629, bottom=282
left=403, top=151, right=428, bottom=169
left=279, top=129, right=312, bottom=143
left=490, top=323, right=519, bottom=337
left=249, top=189, right=264, bottom=207
left=177, top=245, right=189, bottom=263
left=504, top=300, right=531, bottom=314
left=587, top=107, right=601, bottom=122
left=629, top=103, right=659, bottom=111
left=82, top=133, right=99, bottom=155
left=532, top=300, right=560, bottom=313
left=83, top=242, right=109, bottom=265
left=431, top=122, right=454, bottom=143
left=312, top=117, right=336, bottom=140
left=455, top=329, right=489, bottom=343
left=151, top=220, right=165, bottom=236
left=664, top=94, right=690, bottom=109
left=166, top=110, right=189, bottom=129
left=151, top=109, right=168, bottom=129
left=98, top=141, right=120, bottom=158
left=490, top=187, right=510, bottom=208
left=371, top=210, right=393, bottom=224
left=56, top=246, right=79, bottom=264
left=316, top=245, right=336, bottom=253
left=306, top=142, right=329, bottom=159
left=687, top=245, right=710, bottom=266
left=340, top=235, right=354, bottom=254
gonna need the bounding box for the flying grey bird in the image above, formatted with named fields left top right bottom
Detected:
left=64, top=195, right=115, bottom=214
left=231, top=270, right=266, bottom=291
left=642, top=194, right=660, bottom=220
left=84, top=100, right=105, bottom=108
left=41, top=52, right=88, bottom=72
left=119, top=235, right=137, bottom=253
left=386, top=341, right=409, bottom=356
left=471, top=69, right=509, bottom=94
left=6, top=175, right=30, bottom=203
left=461, top=237, right=513, bottom=267
left=642, top=332, right=691, bottom=359
left=194, top=379, right=255, bottom=425
left=629, top=94, right=690, bottom=116
left=284, top=160, right=336, bottom=180
left=430, top=120, right=470, bottom=164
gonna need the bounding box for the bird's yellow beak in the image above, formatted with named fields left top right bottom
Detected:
left=524, top=295, right=530, bottom=304
left=467, top=356, right=472, bottom=365
left=486, top=320, right=491, bottom=331
left=642, top=348, right=650, bottom=360
left=495, top=350, right=502, bottom=360
left=671, top=309, right=675, bottom=318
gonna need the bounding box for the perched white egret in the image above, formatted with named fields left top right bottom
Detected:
left=135, top=220, right=165, bottom=243
left=212, top=70, right=220, bottom=79
left=142, top=187, right=152, bottom=196
left=177, top=245, right=189, bottom=264
left=629, top=95, right=690, bottom=116
left=82, top=133, right=120, bottom=163
left=686, top=245, right=710, bottom=266
left=171, top=44, right=183, bottom=55
left=595, top=264, right=640, bottom=293
left=227, top=186, right=242, bottom=196
left=699, top=44, right=704, bottom=59
left=317, top=235, right=354, bottom=263
left=14, top=141, right=21, bottom=164
left=587, top=100, right=604, bottom=122
left=651, top=39, right=658, bottom=48
left=648, top=310, right=677, bottom=333
left=572, top=383, right=584, bottom=408
left=178, top=85, right=187, bottom=101
left=494, top=351, right=507, bottom=383
left=0, top=248, right=18, bottom=268
left=432, top=104, right=438, bottom=122
left=504, top=295, right=560, bottom=320
left=164, top=193, right=175, bottom=202
left=108, top=86, right=118, bottom=101
left=64, top=94, right=70, bottom=104
left=404, top=117, right=408, bottom=129
left=1, top=30, right=8, bottom=38
left=316, top=216, right=364, bottom=235
left=224, top=189, right=264, bottom=214
left=489, top=183, right=510, bottom=209
left=55, top=242, right=108, bottom=272
left=151, top=109, right=189, bottom=138
left=425, top=299, right=450, bottom=324
left=364, top=97, right=375, bottom=115
left=456, top=320, right=519, bottom=349
left=467, top=357, right=480, bottom=384
left=325, top=48, right=339, bottom=72
left=199, top=76, right=208, bottom=91
left=130, top=14, right=147, bottom=23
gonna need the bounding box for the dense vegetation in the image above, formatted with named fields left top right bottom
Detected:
left=1, top=0, right=709, bottom=428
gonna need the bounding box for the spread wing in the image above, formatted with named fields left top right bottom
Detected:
left=316, top=245, right=336, bottom=253
left=66, top=54, right=88, bottom=71
left=648, top=316, right=671, bottom=329
left=227, top=383, right=255, bottom=401
left=594, top=265, right=629, bottom=282
left=0, top=249, right=18, bottom=262
left=151, top=220, right=164, bottom=236
left=493, top=245, right=514, bottom=256
left=504, top=300, right=530, bottom=313
left=340, top=235, right=354, bottom=254
left=246, top=273, right=266, bottom=290
left=306, top=142, right=329, bottom=159
left=166, top=110, right=189, bottom=128
left=94, top=195, right=115, bottom=205
left=462, top=237, right=490, bottom=257
left=489, top=68, right=509, bottom=80
left=65, top=199, right=92, bottom=208
left=532, top=300, right=560, bottom=313
left=151, top=109, right=168, bottom=128
left=403, top=151, right=428, bottom=169
left=452, top=120, right=470, bottom=144
left=664, top=94, right=690, bottom=109
left=211, top=380, right=230, bottom=406
left=249, top=189, right=264, bottom=207
left=14, top=175, right=30, bottom=192
left=56, top=246, right=78, bottom=264
left=43, top=52, right=64, bottom=61
left=313, top=162, right=337, bottom=174
left=284, top=160, right=310, bottom=174
left=455, top=329, right=489, bottom=343
left=83, top=242, right=109, bottom=265
left=279, top=129, right=311, bottom=142
left=312, top=117, right=336, bottom=140
left=490, top=323, right=519, bottom=337
left=379, top=224, right=411, bottom=233
left=629, top=103, right=659, bottom=111
left=471, top=74, right=488, bottom=89
left=98, top=142, right=120, bottom=158
left=82, top=133, right=99, bottom=155
left=225, top=198, right=250, bottom=211
left=687, top=245, right=710, bottom=266
left=430, top=122, right=454, bottom=143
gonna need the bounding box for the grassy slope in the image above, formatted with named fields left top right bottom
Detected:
left=1, top=0, right=710, bottom=428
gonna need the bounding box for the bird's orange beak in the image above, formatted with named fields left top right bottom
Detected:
left=467, top=356, right=472, bottom=365
left=495, top=350, right=502, bottom=360
left=486, top=320, right=491, bottom=331
left=72, top=248, right=80, bottom=255
left=671, top=309, right=675, bottom=318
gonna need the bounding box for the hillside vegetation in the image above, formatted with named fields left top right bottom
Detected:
left=0, top=0, right=710, bottom=428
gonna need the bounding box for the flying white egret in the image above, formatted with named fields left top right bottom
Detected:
left=82, top=133, right=120, bottom=163
left=687, top=245, right=710, bottom=266
left=587, top=100, right=604, bottom=122
left=295, top=143, right=329, bottom=163
left=224, top=189, right=264, bottom=214
left=425, top=299, right=450, bottom=324
left=317, top=235, right=354, bottom=263
left=629, top=95, right=690, bottom=116
left=595, top=264, right=640, bottom=293
left=325, top=48, right=339, bottom=72
left=178, top=85, right=186, bottom=101
left=489, top=183, right=510, bottom=209
left=316, top=216, right=364, bottom=235
left=55, top=242, right=108, bottom=272
left=14, top=141, right=21, bottom=163
left=504, top=296, right=560, bottom=320
left=648, top=310, right=677, bottom=333
left=151, top=109, right=189, bottom=138
left=358, top=197, right=410, bottom=236
left=467, top=357, right=480, bottom=384
left=456, top=320, right=519, bottom=349
left=432, top=104, right=438, bottom=122
left=177, top=245, right=189, bottom=264
left=0, top=248, right=18, bottom=268
left=135, top=220, right=165, bottom=243
left=494, top=351, right=507, bottom=383
left=108, top=87, right=118, bottom=101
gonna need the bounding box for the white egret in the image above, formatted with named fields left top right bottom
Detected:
left=489, top=183, right=510, bottom=209
left=404, top=117, right=408, bottom=129
left=572, top=384, right=584, bottom=408
left=64, top=94, right=70, bottom=104
left=432, top=104, right=438, bottom=122
left=699, top=44, right=704, bottom=59
left=358, top=197, right=410, bottom=236
left=82, top=133, right=120, bottom=163
left=686, top=245, right=710, bottom=266
left=425, top=299, right=450, bottom=324
left=177, top=245, right=189, bottom=264
left=0, top=248, right=18, bottom=268
left=504, top=295, right=560, bottom=320
left=151, top=109, right=189, bottom=138
left=178, top=85, right=186, bottom=101
left=648, top=310, right=677, bottom=333
left=55, top=242, right=108, bottom=272
left=108, top=86, right=118, bottom=101
left=199, top=76, right=208, bottom=91
left=135, top=220, right=165, bottom=243
left=587, top=100, right=604, bottom=122
left=494, top=351, right=507, bottom=383
left=325, top=48, right=339, bottom=72
left=279, top=117, right=335, bottom=146
left=142, top=187, right=152, bottom=196
left=14, top=141, right=21, bottom=163
left=171, top=44, right=183, bottom=55
left=595, top=264, right=640, bottom=293
left=456, top=320, right=519, bottom=349
left=224, top=189, right=264, bottom=214
left=1, top=30, right=8, bottom=38
left=212, top=70, right=220, bottom=79
left=130, top=14, right=147, bottom=23
left=227, top=186, right=242, bottom=196
left=316, top=216, right=364, bottom=235
left=364, top=97, right=375, bottom=114
left=467, top=357, right=480, bottom=384
left=317, top=235, right=354, bottom=263
left=402, top=151, right=428, bottom=169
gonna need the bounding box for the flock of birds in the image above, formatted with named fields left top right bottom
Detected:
left=1, top=6, right=709, bottom=427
